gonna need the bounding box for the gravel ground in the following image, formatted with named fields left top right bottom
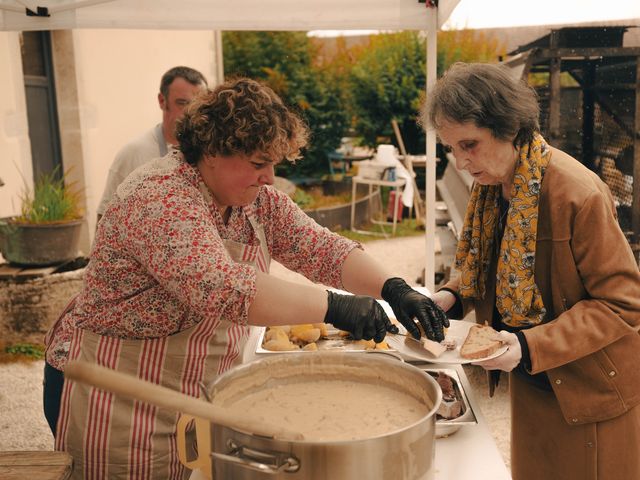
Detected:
left=0, top=232, right=510, bottom=469
left=0, top=360, right=53, bottom=451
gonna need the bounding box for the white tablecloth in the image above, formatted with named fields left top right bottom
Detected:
left=191, top=292, right=512, bottom=480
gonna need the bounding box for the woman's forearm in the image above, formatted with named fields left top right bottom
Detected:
left=247, top=248, right=393, bottom=327
left=248, top=271, right=328, bottom=326
left=340, top=248, right=390, bottom=298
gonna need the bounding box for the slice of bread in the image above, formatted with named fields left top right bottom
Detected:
left=460, top=324, right=503, bottom=360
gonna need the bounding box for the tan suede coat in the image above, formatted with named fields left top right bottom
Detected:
left=445, top=148, right=640, bottom=479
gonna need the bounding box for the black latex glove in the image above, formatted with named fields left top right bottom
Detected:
left=381, top=277, right=449, bottom=341
left=324, top=291, right=396, bottom=343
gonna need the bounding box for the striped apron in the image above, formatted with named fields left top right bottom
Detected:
left=55, top=208, right=270, bottom=480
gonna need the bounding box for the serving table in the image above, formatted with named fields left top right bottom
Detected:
left=190, top=288, right=512, bottom=480
left=414, top=361, right=511, bottom=480
left=238, top=329, right=511, bottom=480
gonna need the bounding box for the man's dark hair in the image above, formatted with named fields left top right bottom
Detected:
left=159, top=66, right=207, bottom=99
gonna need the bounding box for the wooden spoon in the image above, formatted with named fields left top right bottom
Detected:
left=64, top=360, right=304, bottom=441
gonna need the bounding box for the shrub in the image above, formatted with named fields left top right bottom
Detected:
left=349, top=32, right=426, bottom=153
left=437, top=29, right=506, bottom=72
left=349, top=30, right=506, bottom=155
left=223, top=31, right=349, bottom=178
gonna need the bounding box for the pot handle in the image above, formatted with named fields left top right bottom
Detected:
left=365, top=349, right=405, bottom=362
left=176, top=413, right=213, bottom=479
left=212, top=439, right=300, bottom=475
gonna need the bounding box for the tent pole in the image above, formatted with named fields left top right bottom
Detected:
left=213, top=30, right=225, bottom=86
left=424, top=14, right=437, bottom=293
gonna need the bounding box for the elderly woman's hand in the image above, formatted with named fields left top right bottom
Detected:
left=381, top=278, right=449, bottom=341
left=473, top=331, right=521, bottom=372
left=430, top=290, right=457, bottom=313
left=324, top=291, right=396, bottom=343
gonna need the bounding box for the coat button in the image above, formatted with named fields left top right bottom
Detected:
left=555, top=379, right=562, bottom=385
left=609, top=371, right=616, bottom=377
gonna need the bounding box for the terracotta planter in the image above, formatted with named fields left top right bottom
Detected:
left=0, top=217, right=83, bottom=266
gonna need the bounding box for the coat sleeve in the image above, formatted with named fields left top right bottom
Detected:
left=439, top=274, right=477, bottom=319
left=524, top=185, right=640, bottom=374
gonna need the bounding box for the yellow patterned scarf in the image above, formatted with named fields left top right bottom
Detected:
left=454, top=134, right=551, bottom=327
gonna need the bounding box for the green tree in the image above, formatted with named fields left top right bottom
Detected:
left=437, top=29, right=506, bottom=73
left=348, top=30, right=506, bottom=154
left=223, top=32, right=349, bottom=178
left=349, top=31, right=426, bottom=154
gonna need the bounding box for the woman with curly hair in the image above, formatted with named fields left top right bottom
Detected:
left=43, top=77, right=447, bottom=479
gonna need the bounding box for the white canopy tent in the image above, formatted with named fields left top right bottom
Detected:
left=1, top=0, right=459, bottom=291
left=0, top=0, right=459, bottom=31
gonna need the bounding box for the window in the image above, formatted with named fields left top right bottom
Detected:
left=20, top=31, right=62, bottom=181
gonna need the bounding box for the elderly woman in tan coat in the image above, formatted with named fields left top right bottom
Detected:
left=424, top=62, right=640, bottom=480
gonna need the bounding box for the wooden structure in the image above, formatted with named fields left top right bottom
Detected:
left=503, top=26, right=640, bottom=248
left=0, top=451, right=72, bottom=480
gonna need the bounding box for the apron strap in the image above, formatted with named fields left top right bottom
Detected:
left=244, top=206, right=271, bottom=274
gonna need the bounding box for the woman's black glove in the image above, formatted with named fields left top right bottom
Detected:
left=324, top=291, right=397, bottom=343
left=381, top=277, right=449, bottom=341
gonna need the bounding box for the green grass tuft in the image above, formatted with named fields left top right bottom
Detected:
left=336, top=218, right=424, bottom=242
left=15, top=167, right=83, bottom=224
left=0, top=342, right=45, bottom=363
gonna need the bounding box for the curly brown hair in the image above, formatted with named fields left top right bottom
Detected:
left=176, top=77, right=309, bottom=165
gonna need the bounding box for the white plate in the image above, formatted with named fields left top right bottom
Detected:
left=385, top=319, right=508, bottom=364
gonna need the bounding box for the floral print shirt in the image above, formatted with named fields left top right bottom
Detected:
left=46, top=153, right=359, bottom=370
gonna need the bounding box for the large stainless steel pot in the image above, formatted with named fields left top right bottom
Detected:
left=178, top=352, right=442, bottom=480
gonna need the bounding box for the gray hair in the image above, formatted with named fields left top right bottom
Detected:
left=422, top=62, right=540, bottom=147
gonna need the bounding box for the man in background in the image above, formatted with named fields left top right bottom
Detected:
left=96, top=66, right=208, bottom=222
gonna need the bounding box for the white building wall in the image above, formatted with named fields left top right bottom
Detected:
left=2, top=29, right=220, bottom=259
left=0, top=31, right=33, bottom=219
left=70, top=29, right=219, bottom=240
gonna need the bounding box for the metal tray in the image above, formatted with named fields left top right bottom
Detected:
left=254, top=326, right=398, bottom=355
left=422, top=367, right=478, bottom=438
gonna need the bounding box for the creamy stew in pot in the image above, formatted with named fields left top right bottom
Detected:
left=218, top=379, right=429, bottom=441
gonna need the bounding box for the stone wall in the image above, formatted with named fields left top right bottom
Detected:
left=0, top=269, right=84, bottom=346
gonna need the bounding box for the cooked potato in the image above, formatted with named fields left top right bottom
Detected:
left=289, top=324, right=315, bottom=341
left=355, top=339, right=376, bottom=350
left=312, top=322, right=329, bottom=337
left=296, top=328, right=321, bottom=343
left=262, top=322, right=392, bottom=354
left=264, top=327, right=289, bottom=343
left=263, top=338, right=299, bottom=351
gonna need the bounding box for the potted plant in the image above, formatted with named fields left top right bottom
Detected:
left=0, top=168, right=84, bottom=266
